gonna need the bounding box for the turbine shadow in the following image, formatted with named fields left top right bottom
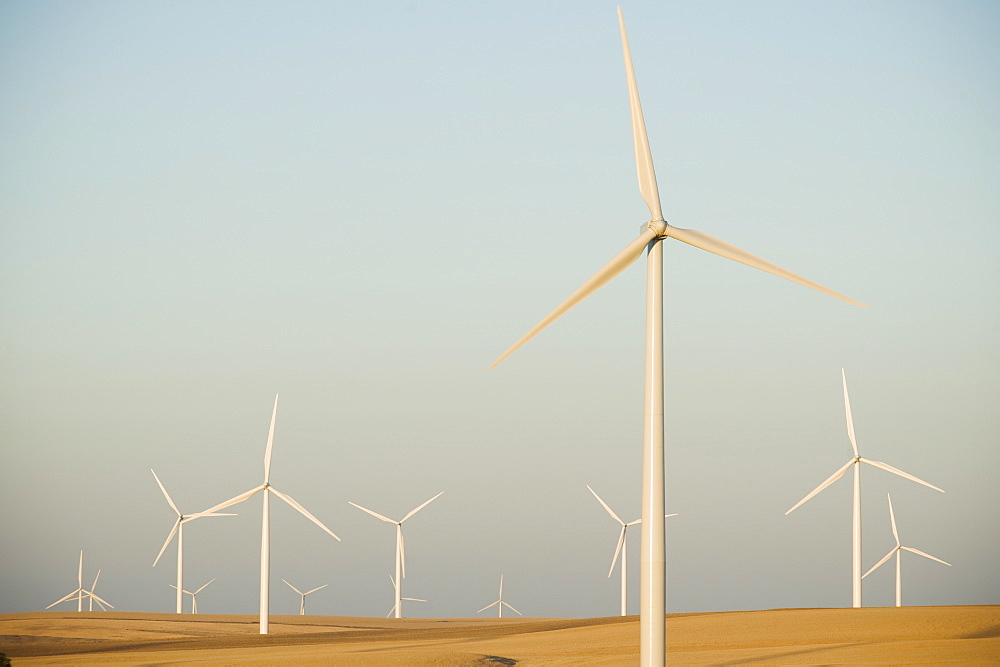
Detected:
left=711, top=641, right=870, bottom=666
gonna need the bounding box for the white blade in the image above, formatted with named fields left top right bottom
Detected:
left=153, top=519, right=180, bottom=567
left=92, top=596, right=109, bottom=612
left=386, top=605, right=396, bottom=618
left=618, top=6, right=661, bottom=221
left=902, top=546, right=951, bottom=567
left=785, top=458, right=855, bottom=514
left=887, top=493, right=900, bottom=546
left=477, top=600, right=500, bottom=614
left=348, top=501, right=397, bottom=524
left=502, top=601, right=523, bottom=616
left=78, top=551, right=83, bottom=589
left=401, top=492, right=444, bottom=523
left=862, top=548, right=897, bottom=578
left=499, top=574, right=504, bottom=598
left=194, top=578, right=216, bottom=594
left=609, top=526, right=626, bottom=578
left=860, top=458, right=944, bottom=493
left=664, top=225, right=868, bottom=308
left=270, top=486, right=341, bottom=540
left=489, top=227, right=660, bottom=369
left=305, top=584, right=328, bottom=595
left=91, top=569, right=101, bottom=592
left=200, top=484, right=265, bottom=514
left=169, top=584, right=193, bottom=595
left=263, top=394, right=278, bottom=484
left=399, top=527, right=406, bottom=579
left=181, top=511, right=237, bottom=523
left=47, top=589, right=82, bottom=609
left=842, top=369, right=859, bottom=456
left=587, top=485, right=625, bottom=525
left=283, top=579, right=303, bottom=595
left=402, top=597, right=426, bottom=602
left=151, top=469, right=180, bottom=516
left=88, top=592, right=114, bottom=609
left=665, top=513, right=679, bottom=518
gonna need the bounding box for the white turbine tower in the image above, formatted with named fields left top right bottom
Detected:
left=46, top=551, right=113, bottom=612
left=348, top=492, right=443, bottom=619
left=477, top=575, right=521, bottom=619
left=170, top=577, right=215, bottom=614
left=587, top=485, right=677, bottom=617
left=282, top=579, right=328, bottom=615
left=386, top=574, right=426, bottom=618
left=490, top=8, right=866, bottom=664
left=862, top=493, right=951, bottom=607
left=786, top=369, right=943, bottom=608
left=151, top=469, right=234, bottom=614
left=200, top=394, right=341, bottom=634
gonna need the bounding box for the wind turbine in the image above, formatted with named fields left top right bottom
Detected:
left=87, top=570, right=111, bottom=612
left=862, top=493, right=950, bottom=607
left=489, top=8, right=865, bottom=664
left=386, top=574, right=426, bottom=618
left=200, top=394, right=341, bottom=634
left=46, top=551, right=113, bottom=612
left=170, top=577, right=215, bottom=614
left=587, top=485, right=677, bottom=616
left=348, top=492, right=443, bottom=619
left=151, top=468, right=234, bottom=614
left=786, top=369, right=943, bottom=608
left=477, top=575, right=521, bottom=619
left=282, top=579, right=328, bottom=615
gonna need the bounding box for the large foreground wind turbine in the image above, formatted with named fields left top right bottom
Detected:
left=490, top=8, right=865, bottom=664
left=201, top=394, right=340, bottom=634
left=786, top=370, right=943, bottom=608
left=151, top=468, right=234, bottom=613
left=170, top=577, right=215, bottom=614
left=349, top=492, right=443, bottom=619
left=587, top=485, right=676, bottom=616
left=282, top=579, right=327, bottom=615
left=862, top=493, right=950, bottom=607
left=477, top=575, right=521, bottom=619
left=46, top=551, right=113, bottom=612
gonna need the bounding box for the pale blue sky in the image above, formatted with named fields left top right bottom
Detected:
left=2, top=1, right=997, bottom=618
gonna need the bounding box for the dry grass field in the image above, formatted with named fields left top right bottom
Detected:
left=1, top=605, right=997, bottom=665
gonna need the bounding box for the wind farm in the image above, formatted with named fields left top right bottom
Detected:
left=2, top=2, right=996, bottom=666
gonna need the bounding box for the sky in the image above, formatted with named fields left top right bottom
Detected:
left=1, top=1, right=997, bottom=619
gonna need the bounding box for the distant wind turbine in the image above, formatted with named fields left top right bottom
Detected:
left=862, top=493, right=950, bottom=607
left=490, top=8, right=865, bottom=664
left=170, top=577, right=215, bottom=614
left=786, top=369, right=943, bottom=607
left=46, top=551, right=113, bottom=612
left=386, top=574, right=426, bottom=618
left=87, top=570, right=108, bottom=612
left=587, top=485, right=677, bottom=616
left=200, top=394, right=341, bottom=634
left=150, top=468, right=234, bottom=614
left=282, top=579, right=328, bottom=615
left=477, top=575, right=521, bottom=619
left=349, top=492, right=443, bottom=619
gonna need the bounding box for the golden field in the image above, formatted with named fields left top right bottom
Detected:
left=1, top=606, right=997, bottom=665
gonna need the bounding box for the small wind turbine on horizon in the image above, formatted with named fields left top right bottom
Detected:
left=87, top=570, right=108, bottom=612
left=150, top=468, right=234, bottom=614
left=170, top=577, right=215, bottom=614
left=386, top=574, right=426, bottom=618
left=489, top=7, right=866, bottom=664
left=862, top=493, right=951, bottom=607
left=785, top=369, right=944, bottom=608
left=46, top=551, right=113, bottom=612
left=587, top=485, right=677, bottom=616
left=282, top=579, right=328, bottom=615
left=200, top=394, right=341, bottom=634
left=477, top=575, right=521, bottom=619
left=348, top=492, right=443, bottom=619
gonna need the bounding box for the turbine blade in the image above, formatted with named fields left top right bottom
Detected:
left=842, top=369, right=859, bottom=456
left=151, top=469, right=181, bottom=516
left=182, top=512, right=237, bottom=522
left=587, top=485, right=625, bottom=525
left=477, top=600, right=500, bottom=614
left=270, top=487, right=341, bottom=540
left=153, top=519, right=181, bottom=567
left=93, top=597, right=109, bottom=612
left=78, top=551, right=83, bottom=589
left=609, top=526, right=626, bottom=578
left=89, top=592, right=114, bottom=609
left=902, top=546, right=951, bottom=566
left=402, top=597, right=426, bottom=602
left=664, top=225, right=868, bottom=308
left=499, top=574, right=503, bottom=598
left=785, top=459, right=855, bottom=514
left=201, top=485, right=265, bottom=514
left=91, top=569, right=101, bottom=591
left=401, top=492, right=444, bottom=523
left=618, top=7, right=661, bottom=221
left=489, top=227, right=661, bottom=369
left=348, top=502, right=396, bottom=524
left=887, top=493, right=900, bottom=546
left=399, top=527, right=406, bottom=579
left=862, top=548, right=897, bottom=578
left=263, top=394, right=278, bottom=483
left=860, top=458, right=944, bottom=493
left=305, top=584, right=328, bottom=595
left=194, top=578, right=216, bottom=594
left=502, top=601, right=523, bottom=616
left=283, top=579, right=303, bottom=595
left=47, top=590, right=81, bottom=609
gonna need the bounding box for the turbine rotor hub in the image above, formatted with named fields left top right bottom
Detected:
left=642, top=219, right=668, bottom=237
